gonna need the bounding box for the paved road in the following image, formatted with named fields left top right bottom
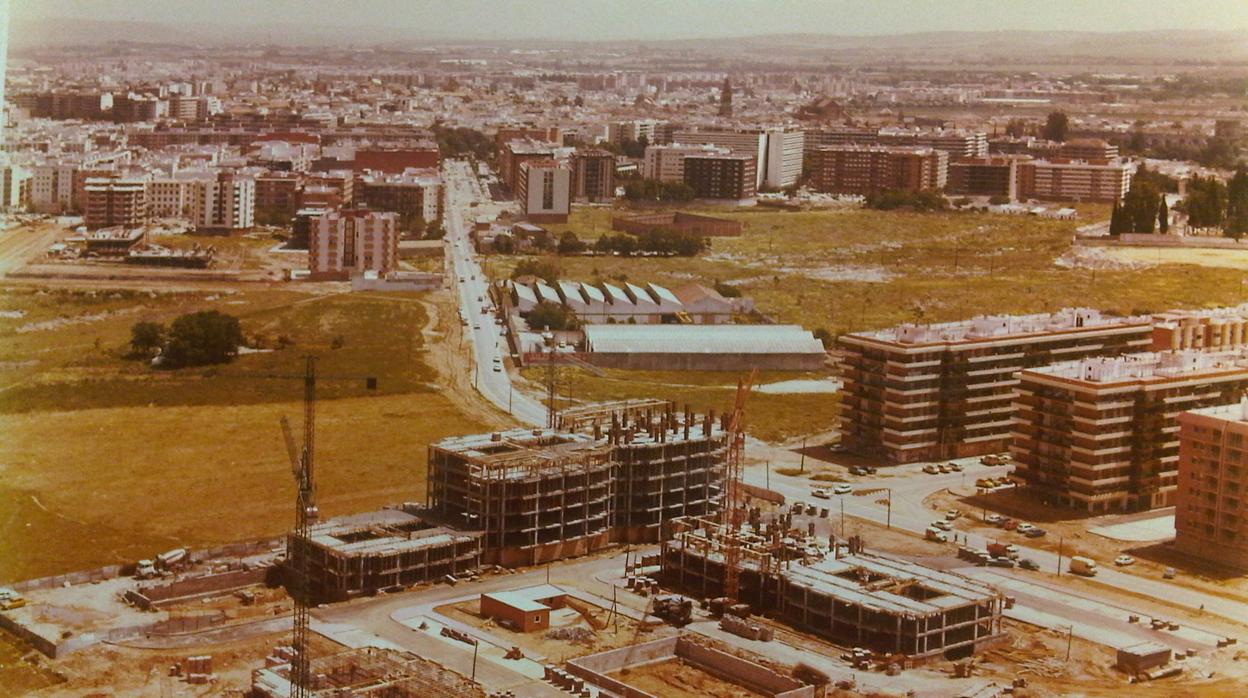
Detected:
left=442, top=160, right=545, bottom=426
left=744, top=456, right=1248, bottom=628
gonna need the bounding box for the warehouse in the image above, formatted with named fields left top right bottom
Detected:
left=583, top=324, right=826, bottom=371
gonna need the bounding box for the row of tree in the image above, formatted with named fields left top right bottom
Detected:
left=593, top=229, right=707, bottom=256
left=1111, top=165, right=1248, bottom=238
left=622, top=178, right=696, bottom=202
left=864, top=189, right=948, bottom=212
left=1110, top=166, right=1168, bottom=235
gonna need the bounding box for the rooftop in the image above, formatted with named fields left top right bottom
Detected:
left=302, top=509, right=479, bottom=556
left=844, top=307, right=1147, bottom=347
left=1026, top=348, right=1248, bottom=385
left=584, top=324, right=825, bottom=355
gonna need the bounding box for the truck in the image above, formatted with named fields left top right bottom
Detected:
left=1069, top=556, right=1098, bottom=577
left=925, top=527, right=948, bottom=543
left=0, top=587, right=26, bottom=611
left=987, top=542, right=1019, bottom=559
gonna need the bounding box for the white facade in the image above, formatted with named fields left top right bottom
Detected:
left=30, top=164, right=78, bottom=213
left=310, top=210, right=398, bottom=278
left=764, top=128, right=805, bottom=189
left=519, top=162, right=570, bottom=221
left=149, top=174, right=211, bottom=219
left=1, top=163, right=30, bottom=209
left=197, top=173, right=255, bottom=231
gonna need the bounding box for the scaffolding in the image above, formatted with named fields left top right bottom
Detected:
left=660, top=516, right=1007, bottom=661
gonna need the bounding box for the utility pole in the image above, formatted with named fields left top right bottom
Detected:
left=840, top=497, right=845, bottom=538
left=1065, top=625, right=1073, bottom=663
left=800, top=437, right=807, bottom=473
left=1056, top=536, right=1064, bottom=577
left=765, top=460, right=770, bottom=490
left=886, top=488, right=892, bottom=529
left=471, top=640, right=480, bottom=681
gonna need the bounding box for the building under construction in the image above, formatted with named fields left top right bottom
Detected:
left=251, top=646, right=486, bottom=698
left=287, top=509, right=483, bottom=603
left=427, top=403, right=728, bottom=566
left=660, top=516, right=1006, bottom=661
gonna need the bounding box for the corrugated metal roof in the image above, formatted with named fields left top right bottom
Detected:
left=585, top=325, right=825, bottom=355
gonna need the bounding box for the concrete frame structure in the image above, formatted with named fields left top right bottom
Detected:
left=251, top=646, right=485, bottom=698
left=1013, top=350, right=1248, bottom=513
left=839, top=309, right=1153, bottom=464
left=642, top=143, right=730, bottom=182
left=1152, top=306, right=1248, bottom=351
left=287, top=509, right=483, bottom=603
left=1175, top=401, right=1248, bottom=569
left=947, top=156, right=1025, bottom=200
left=570, top=149, right=615, bottom=203
left=660, top=517, right=1006, bottom=661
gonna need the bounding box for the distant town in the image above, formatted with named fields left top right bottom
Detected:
left=3, top=9, right=1248, bottom=698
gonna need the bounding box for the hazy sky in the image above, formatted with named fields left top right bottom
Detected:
left=14, top=0, right=1248, bottom=40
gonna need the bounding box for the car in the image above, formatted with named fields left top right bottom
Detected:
left=1114, top=555, right=1136, bottom=567
left=931, top=520, right=952, bottom=531
left=984, top=513, right=1004, bottom=525
left=1018, top=558, right=1041, bottom=571
left=848, top=466, right=870, bottom=476
left=1002, top=519, right=1018, bottom=531
left=864, top=466, right=879, bottom=474
left=922, top=464, right=940, bottom=474
left=976, top=478, right=997, bottom=488
left=937, top=463, right=951, bottom=473
left=947, top=462, right=963, bottom=472
left=980, top=454, right=1007, bottom=466
left=458, top=277, right=466, bottom=283
left=1015, top=522, right=1034, bottom=533
left=492, top=364, right=502, bottom=372
left=1022, top=527, right=1047, bottom=538
left=988, top=557, right=1016, bottom=568
left=833, top=484, right=853, bottom=495
left=973, top=551, right=992, bottom=565
left=477, top=296, right=483, bottom=302
left=472, top=323, right=480, bottom=330
left=1163, top=567, right=1177, bottom=579
left=945, top=510, right=960, bottom=521
left=811, top=488, right=830, bottom=499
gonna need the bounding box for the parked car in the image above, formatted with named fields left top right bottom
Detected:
left=945, top=510, right=961, bottom=521
left=1018, top=558, right=1041, bottom=571
left=923, top=464, right=941, bottom=474
left=980, top=454, right=1006, bottom=466
left=976, top=478, right=997, bottom=488
left=931, top=520, right=953, bottom=531
left=925, top=527, right=948, bottom=543
left=811, top=488, right=830, bottom=499
left=984, top=513, right=1005, bottom=525
left=849, top=466, right=869, bottom=476
left=988, top=557, right=1016, bottom=568
left=1002, top=519, right=1018, bottom=531
left=947, top=462, right=963, bottom=472
left=937, top=463, right=951, bottom=473
left=1114, top=555, right=1136, bottom=567
left=1015, top=522, right=1034, bottom=533
left=1163, top=567, right=1177, bottom=579
left=833, top=484, right=853, bottom=495
left=1023, top=527, right=1047, bottom=538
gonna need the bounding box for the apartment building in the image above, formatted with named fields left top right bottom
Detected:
left=877, top=128, right=989, bottom=159
left=642, top=143, right=730, bottom=182
left=671, top=127, right=802, bottom=189
left=197, top=171, right=255, bottom=232
left=838, top=309, right=1154, bottom=464
left=947, top=156, right=1026, bottom=200
left=764, top=128, right=805, bottom=189
left=30, top=163, right=79, bottom=213
left=356, top=170, right=443, bottom=226
left=500, top=139, right=557, bottom=191
left=149, top=174, right=209, bottom=219
left=1, top=163, right=31, bottom=210
left=253, top=171, right=302, bottom=224
left=570, top=149, right=615, bottom=202
left=83, top=176, right=149, bottom=229
left=1058, top=139, right=1119, bottom=161
left=1175, top=401, right=1248, bottom=569
left=682, top=153, right=757, bottom=202
left=1013, top=350, right=1248, bottom=513
left=516, top=159, right=571, bottom=223
left=607, top=119, right=662, bottom=146
left=1152, top=306, right=1248, bottom=351
left=309, top=209, right=399, bottom=280
left=1017, top=159, right=1130, bottom=203
left=807, top=145, right=948, bottom=195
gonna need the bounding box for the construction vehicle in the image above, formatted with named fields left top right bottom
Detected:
left=0, top=588, right=26, bottom=611
left=652, top=596, right=693, bottom=627
left=1069, top=556, right=1098, bottom=577
left=987, top=542, right=1019, bottom=559
left=135, top=560, right=159, bottom=579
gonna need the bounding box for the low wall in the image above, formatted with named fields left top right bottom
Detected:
left=739, top=482, right=786, bottom=505
left=136, top=567, right=271, bottom=608
left=0, top=610, right=229, bottom=659
left=566, top=635, right=813, bottom=698
left=1077, top=234, right=1248, bottom=249
left=351, top=273, right=441, bottom=292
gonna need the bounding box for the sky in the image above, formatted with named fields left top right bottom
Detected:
left=12, top=0, right=1248, bottom=41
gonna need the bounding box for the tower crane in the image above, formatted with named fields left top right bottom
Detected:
left=722, top=368, right=758, bottom=604
left=279, top=356, right=318, bottom=698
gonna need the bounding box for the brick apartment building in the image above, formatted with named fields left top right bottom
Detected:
left=1013, top=350, right=1248, bottom=513
left=838, top=309, right=1153, bottom=464
left=500, top=140, right=557, bottom=191
left=309, top=209, right=398, bottom=280
left=947, top=156, right=1026, bottom=200
left=356, top=170, right=443, bottom=229
left=355, top=146, right=440, bottom=174
left=83, top=176, right=149, bottom=229
left=682, top=153, right=757, bottom=202
left=1175, top=401, right=1248, bottom=569
left=1016, top=159, right=1130, bottom=203
left=807, top=145, right=947, bottom=195
left=570, top=149, right=615, bottom=203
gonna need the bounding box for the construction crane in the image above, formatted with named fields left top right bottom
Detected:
left=721, top=368, right=758, bottom=604
left=527, top=336, right=604, bottom=428
left=279, top=356, right=318, bottom=698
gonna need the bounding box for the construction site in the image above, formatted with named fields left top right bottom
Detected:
left=660, top=515, right=1007, bottom=662
left=425, top=400, right=730, bottom=566
left=251, top=646, right=488, bottom=698
left=286, top=509, right=484, bottom=603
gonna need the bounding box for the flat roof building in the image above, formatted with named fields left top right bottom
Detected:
left=1175, top=401, right=1248, bottom=570
left=517, top=159, right=571, bottom=223
left=807, top=145, right=947, bottom=195
left=839, top=309, right=1153, bottom=463
left=1013, top=350, right=1248, bottom=513
left=84, top=176, right=149, bottom=229
left=584, top=324, right=825, bottom=371
left=1017, top=158, right=1130, bottom=203
left=683, top=153, right=757, bottom=203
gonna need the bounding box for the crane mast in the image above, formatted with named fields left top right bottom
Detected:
left=721, top=368, right=757, bottom=604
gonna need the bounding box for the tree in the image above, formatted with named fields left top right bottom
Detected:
left=813, top=327, right=834, bottom=350
left=557, top=232, right=586, bottom=255
left=713, top=280, right=741, bottom=298
left=1042, top=111, right=1069, bottom=142
left=162, top=311, right=244, bottom=368
left=526, top=301, right=579, bottom=331
left=1226, top=166, right=1248, bottom=239
left=511, top=258, right=561, bottom=284
left=1004, top=118, right=1028, bottom=138
left=129, top=321, right=166, bottom=358
left=1108, top=201, right=1124, bottom=236
left=1184, top=176, right=1228, bottom=230
left=1157, top=196, right=1169, bottom=234
left=424, top=225, right=447, bottom=240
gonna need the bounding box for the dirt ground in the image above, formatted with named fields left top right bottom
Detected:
left=435, top=597, right=668, bottom=665
left=423, top=288, right=518, bottom=431
left=923, top=487, right=1248, bottom=604
left=611, top=658, right=764, bottom=698
left=1102, top=245, right=1248, bottom=271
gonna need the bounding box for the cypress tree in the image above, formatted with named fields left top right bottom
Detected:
left=1158, top=196, right=1169, bottom=234
left=1109, top=201, right=1123, bottom=236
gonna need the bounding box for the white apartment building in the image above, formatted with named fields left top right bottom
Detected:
left=671, top=127, right=804, bottom=190
left=197, top=171, right=255, bottom=232
left=516, top=159, right=571, bottom=223
left=1, top=163, right=31, bottom=209
left=30, top=164, right=78, bottom=213
left=310, top=210, right=398, bottom=280
left=764, top=128, right=805, bottom=189
left=607, top=119, right=662, bottom=145
left=149, top=173, right=212, bottom=219
left=642, top=143, right=730, bottom=182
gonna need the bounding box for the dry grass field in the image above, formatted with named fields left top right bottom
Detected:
left=0, top=285, right=488, bottom=582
